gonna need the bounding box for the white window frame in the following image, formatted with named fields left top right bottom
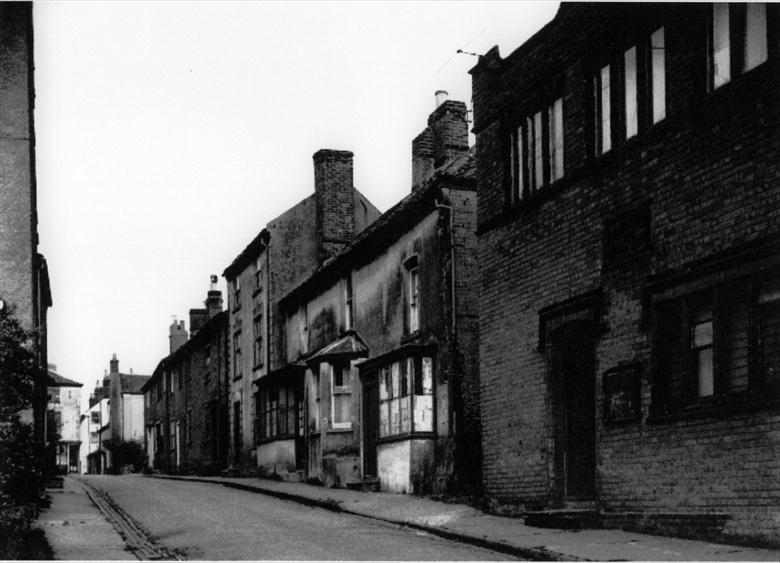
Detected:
left=330, top=363, right=353, bottom=429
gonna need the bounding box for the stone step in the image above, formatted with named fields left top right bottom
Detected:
left=524, top=509, right=600, bottom=530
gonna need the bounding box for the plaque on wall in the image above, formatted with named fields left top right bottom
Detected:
left=603, top=363, right=642, bottom=423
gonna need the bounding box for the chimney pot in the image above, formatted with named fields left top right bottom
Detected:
left=435, top=90, right=448, bottom=107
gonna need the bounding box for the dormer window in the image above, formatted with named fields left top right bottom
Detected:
left=508, top=97, right=564, bottom=202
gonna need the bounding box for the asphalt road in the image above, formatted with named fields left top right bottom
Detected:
left=82, top=474, right=516, bottom=560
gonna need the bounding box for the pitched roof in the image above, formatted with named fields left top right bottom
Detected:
left=280, top=148, right=475, bottom=308
left=47, top=370, right=82, bottom=387
left=120, top=373, right=151, bottom=394
left=306, top=330, right=369, bottom=366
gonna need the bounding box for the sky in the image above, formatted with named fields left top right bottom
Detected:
left=33, top=1, right=559, bottom=401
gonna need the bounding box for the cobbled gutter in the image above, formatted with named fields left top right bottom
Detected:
left=76, top=477, right=185, bottom=561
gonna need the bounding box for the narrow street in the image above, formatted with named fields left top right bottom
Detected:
left=79, top=475, right=516, bottom=560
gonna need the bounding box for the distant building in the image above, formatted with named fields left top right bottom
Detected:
left=471, top=2, right=780, bottom=545
left=277, top=93, right=480, bottom=494
left=143, top=279, right=229, bottom=474
left=46, top=365, right=83, bottom=473
left=84, top=355, right=149, bottom=473
left=0, top=2, right=52, bottom=441
left=222, top=150, right=380, bottom=472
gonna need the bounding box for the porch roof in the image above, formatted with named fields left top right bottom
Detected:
left=306, top=330, right=369, bottom=366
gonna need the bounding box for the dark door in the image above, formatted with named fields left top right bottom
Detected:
left=233, top=401, right=242, bottom=464
left=551, top=321, right=596, bottom=501
left=362, top=374, right=379, bottom=477
left=295, top=380, right=306, bottom=471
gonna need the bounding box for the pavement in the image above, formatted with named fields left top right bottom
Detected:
left=38, top=476, right=131, bottom=560
left=151, top=474, right=780, bottom=562
left=36, top=473, right=780, bottom=561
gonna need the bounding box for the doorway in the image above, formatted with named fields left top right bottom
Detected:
left=550, top=320, right=596, bottom=501
left=362, top=374, right=379, bottom=477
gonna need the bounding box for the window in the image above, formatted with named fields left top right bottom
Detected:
left=344, top=276, right=353, bottom=331
left=91, top=411, right=100, bottom=424
left=331, top=363, right=353, bottom=428
left=594, top=27, right=666, bottom=155
left=508, top=97, right=564, bottom=201
left=594, top=65, right=612, bottom=154
left=253, top=315, right=264, bottom=369
left=406, top=258, right=420, bottom=334
left=186, top=409, right=192, bottom=445
left=758, top=278, right=780, bottom=385
left=379, top=355, right=434, bottom=438
left=232, top=277, right=241, bottom=311
left=254, top=259, right=263, bottom=294
left=652, top=274, right=780, bottom=413
left=258, top=382, right=296, bottom=441
left=233, top=331, right=242, bottom=379
left=170, top=420, right=177, bottom=452
left=90, top=431, right=98, bottom=444
left=650, top=27, right=666, bottom=123
left=708, top=3, right=768, bottom=91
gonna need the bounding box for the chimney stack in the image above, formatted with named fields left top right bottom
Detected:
left=205, top=274, right=223, bottom=318
left=411, top=91, right=469, bottom=189
left=313, top=149, right=355, bottom=261
left=169, top=319, right=188, bottom=354
left=109, top=353, right=119, bottom=374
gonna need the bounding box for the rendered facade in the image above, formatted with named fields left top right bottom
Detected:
left=223, top=150, right=380, bottom=473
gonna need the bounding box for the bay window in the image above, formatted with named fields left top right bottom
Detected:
left=379, top=355, right=434, bottom=438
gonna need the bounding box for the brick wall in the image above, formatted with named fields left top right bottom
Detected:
left=474, top=2, right=780, bottom=545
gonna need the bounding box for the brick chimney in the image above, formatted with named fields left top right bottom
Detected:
left=313, top=149, right=355, bottom=261
left=109, top=353, right=119, bottom=374
left=412, top=91, right=469, bottom=189
left=169, top=319, right=188, bottom=354
left=205, top=274, right=223, bottom=318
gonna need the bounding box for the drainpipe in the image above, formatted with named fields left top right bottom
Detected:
left=434, top=197, right=457, bottom=439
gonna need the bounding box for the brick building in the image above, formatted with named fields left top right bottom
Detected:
left=223, top=151, right=380, bottom=473
left=0, top=2, right=52, bottom=441
left=276, top=94, right=481, bottom=494
left=471, top=2, right=779, bottom=545
left=142, top=279, right=229, bottom=474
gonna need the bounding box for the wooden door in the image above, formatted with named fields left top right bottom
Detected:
left=551, top=321, right=596, bottom=500
left=362, top=374, right=379, bottom=477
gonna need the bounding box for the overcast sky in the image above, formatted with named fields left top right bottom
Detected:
left=33, top=1, right=559, bottom=400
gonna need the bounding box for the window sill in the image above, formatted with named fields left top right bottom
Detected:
left=232, top=305, right=242, bottom=313
left=257, top=434, right=295, bottom=445
left=647, top=386, right=780, bottom=424
left=400, top=331, right=421, bottom=345
left=253, top=363, right=264, bottom=372
left=232, top=374, right=243, bottom=382
left=377, top=431, right=436, bottom=445
left=328, top=425, right=353, bottom=433
left=252, top=288, right=263, bottom=298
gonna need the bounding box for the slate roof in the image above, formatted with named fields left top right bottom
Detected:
left=120, top=373, right=151, bottom=394
left=280, top=147, right=475, bottom=308
left=306, top=330, right=369, bottom=365
left=47, top=370, right=83, bottom=387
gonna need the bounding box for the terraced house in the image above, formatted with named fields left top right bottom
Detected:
left=142, top=280, right=229, bottom=474
left=471, top=2, right=779, bottom=545
left=274, top=94, right=481, bottom=494
left=223, top=150, right=380, bottom=473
